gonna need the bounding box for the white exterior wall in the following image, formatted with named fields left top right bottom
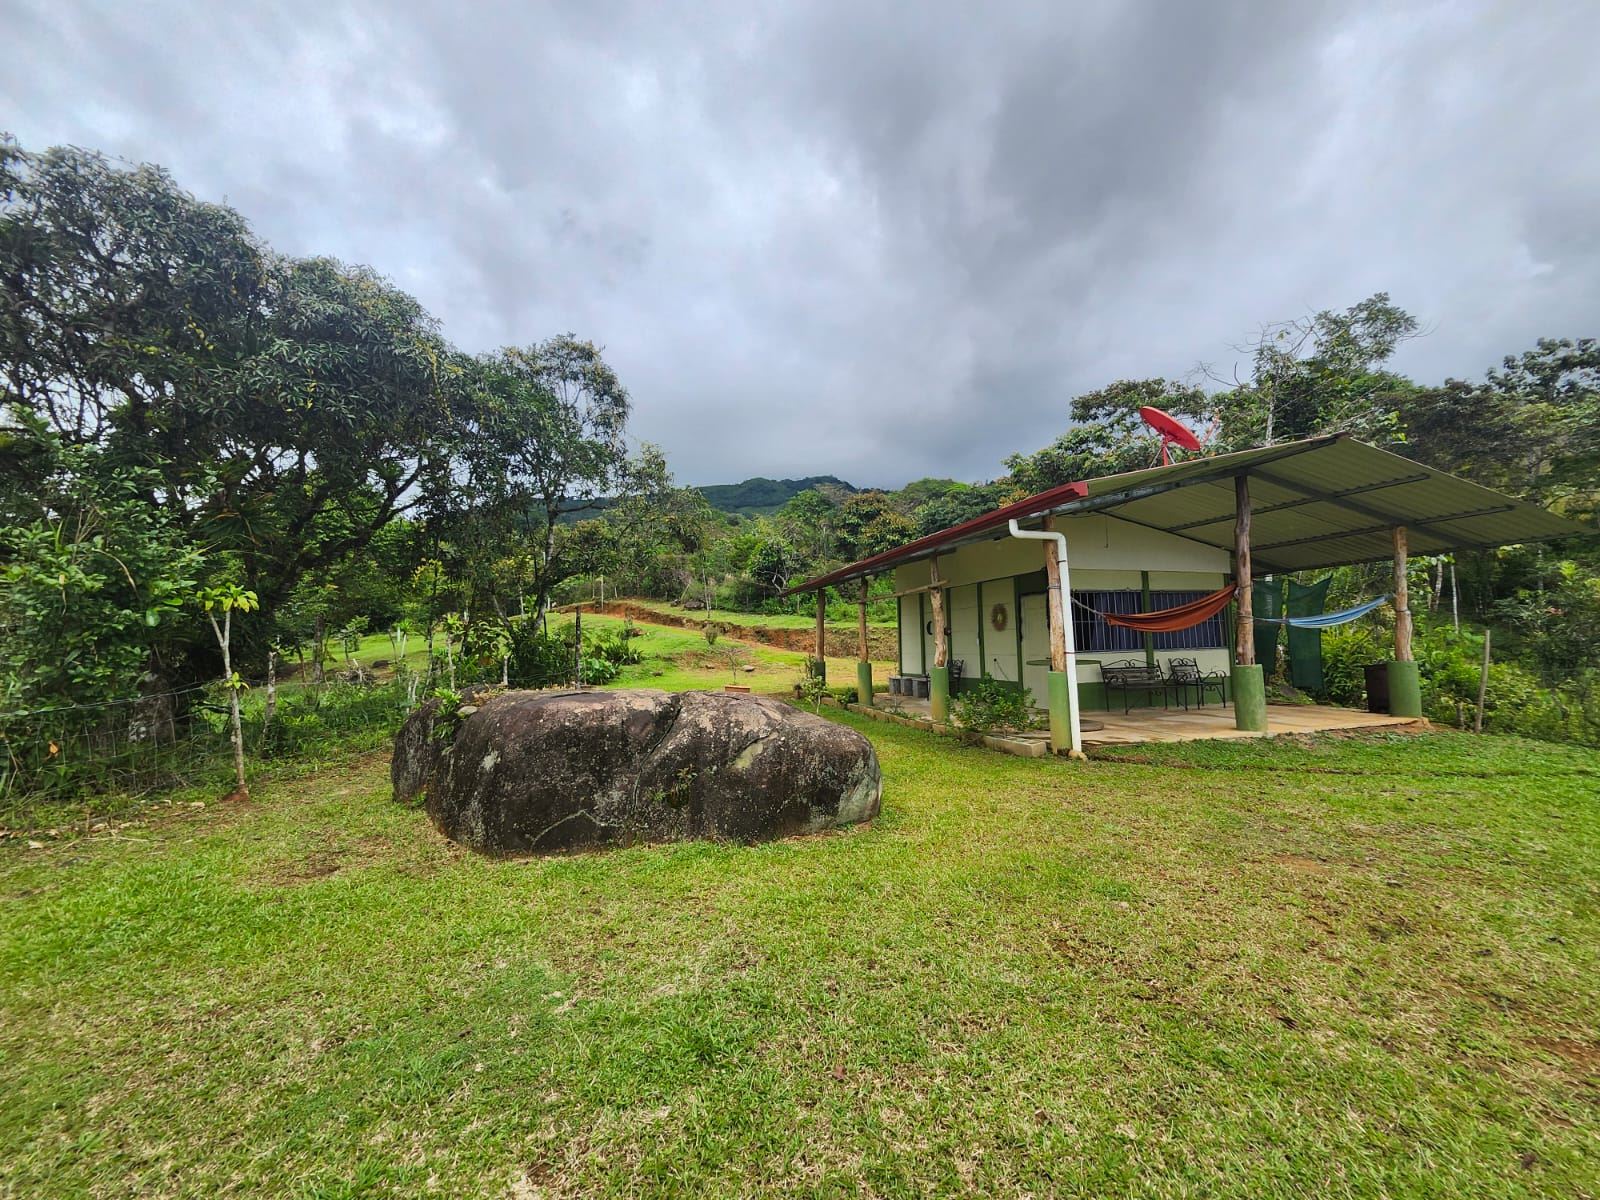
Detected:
left=948, top=584, right=980, bottom=680
left=898, top=593, right=924, bottom=674
left=978, top=577, right=1019, bottom=684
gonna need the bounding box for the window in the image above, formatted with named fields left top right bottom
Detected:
left=1150, top=590, right=1227, bottom=650
left=1068, top=588, right=1227, bottom=654
left=1070, top=590, right=1143, bottom=654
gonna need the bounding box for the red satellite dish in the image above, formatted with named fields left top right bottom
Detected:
left=1139, top=406, right=1203, bottom=465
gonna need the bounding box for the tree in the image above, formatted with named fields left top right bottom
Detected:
left=1004, top=378, right=1210, bottom=494
left=196, top=584, right=258, bottom=795
left=836, top=491, right=916, bottom=560
left=457, top=338, right=632, bottom=618
left=1207, top=293, right=1420, bottom=447
left=0, top=425, right=201, bottom=769
left=1, top=139, right=466, bottom=661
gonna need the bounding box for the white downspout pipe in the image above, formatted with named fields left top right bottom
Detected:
left=1008, top=518, right=1084, bottom=758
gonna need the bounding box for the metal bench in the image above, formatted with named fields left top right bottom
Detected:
left=1166, top=657, right=1228, bottom=709
left=1100, top=660, right=1177, bottom=714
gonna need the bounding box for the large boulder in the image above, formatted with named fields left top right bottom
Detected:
left=392, top=688, right=881, bottom=855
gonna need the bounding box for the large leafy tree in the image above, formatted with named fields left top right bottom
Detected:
left=1400, top=338, right=1600, bottom=513
left=451, top=339, right=688, bottom=620
left=1208, top=292, right=1419, bottom=447
left=1004, top=378, right=1208, bottom=493
left=1, top=139, right=464, bottom=655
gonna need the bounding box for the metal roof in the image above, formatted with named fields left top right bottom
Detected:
left=786, top=433, right=1593, bottom=593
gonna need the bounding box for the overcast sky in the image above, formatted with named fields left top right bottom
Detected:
left=5, top=1, right=1598, bottom=487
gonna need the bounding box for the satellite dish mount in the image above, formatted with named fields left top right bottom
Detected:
left=1139, top=406, right=1203, bottom=466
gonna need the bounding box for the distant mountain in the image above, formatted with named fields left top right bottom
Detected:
left=694, top=475, right=857, bottom=516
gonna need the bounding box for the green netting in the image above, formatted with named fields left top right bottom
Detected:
left=1287, top=577, right=1332, bottom=691
left=1253, top=578, right=1284, bottom=677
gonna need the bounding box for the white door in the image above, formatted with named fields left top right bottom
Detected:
left=1020, top=593, right=1050, bottom=709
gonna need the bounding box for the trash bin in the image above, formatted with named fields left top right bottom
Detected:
left=1363, top=664, right=1390, bottom=713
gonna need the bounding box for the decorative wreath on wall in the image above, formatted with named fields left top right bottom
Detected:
left=990, top=603, right=1009, bottom=633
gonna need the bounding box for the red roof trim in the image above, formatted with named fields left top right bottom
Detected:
left=783, top=477, right=1088, bottom=595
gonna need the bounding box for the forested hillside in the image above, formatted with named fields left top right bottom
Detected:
left=694, top=475, right=858, bottom=516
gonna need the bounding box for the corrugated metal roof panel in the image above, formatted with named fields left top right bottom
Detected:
left=785, top=434, right=1594, bottom=592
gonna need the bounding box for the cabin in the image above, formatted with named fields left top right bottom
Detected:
left=787, top=433, right=1589, bottom=756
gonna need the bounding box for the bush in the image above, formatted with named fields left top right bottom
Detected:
left=505, top=622, right=640, bottom=689
left=831, top=686, right=858, bottom=705
left=252, top=679, right=409, bottom=760
left=505, top=625, right=572, bottom=688
left=1316, top=624, right=1387, bottom=707
left=951, top=680, right=1033, bottom=735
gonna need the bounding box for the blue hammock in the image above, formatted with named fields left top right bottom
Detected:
left=1255, top=594, right=1390, bottom=629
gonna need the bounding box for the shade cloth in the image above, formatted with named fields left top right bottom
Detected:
left=1286, top=577, right=1332, bottom=690
left=1104, top=584, right=1238, bottom=633
left=1254, top=578, right=1284, bottom=678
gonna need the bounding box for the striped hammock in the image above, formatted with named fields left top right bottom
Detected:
left=1102, top=584, right=1237, bottom=633
left=1254, top=594, right=1390, bottom=629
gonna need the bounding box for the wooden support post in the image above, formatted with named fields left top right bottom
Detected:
left=1041, top=515, right=1067, bottom=672
left=1386, top=524, right=1422, bottom=717
left=857, top=579, right=870, bottom=662
left=1234, top=475, right=1254, bottom=665
left=1232, top=473, right=1267, bottom=731
left=814, top=589, right=826, bottom=662
left=928, top=558, right=949, bottom=723
left=857, top=578, right=874, bottom=708
left=1393, top=525, right=1413, bottom=661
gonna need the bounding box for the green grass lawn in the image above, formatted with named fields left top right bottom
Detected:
left=337, top=613, right=890, bottom=697
left=3, top=719, right=1598, bottom=1197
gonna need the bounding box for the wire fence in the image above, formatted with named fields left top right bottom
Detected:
left=0, top=667, right=428, bottom=808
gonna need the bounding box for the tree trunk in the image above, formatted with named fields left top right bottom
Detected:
left=929, top=559, right=947, bottom=669
left=1234, top=475, right=1254, bottom=665
left=215, top=610, right=246, bottom=793
left=1474, top=628, right=1490, bottom=733
left=263, top=649, right=278, bottom=733
left=814, top=590, right=826, bottom=662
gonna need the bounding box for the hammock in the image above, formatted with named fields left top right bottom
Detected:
left=1103, top=584, right=1237, bottom=633
left=1255, top=594, right=1390, bottom=629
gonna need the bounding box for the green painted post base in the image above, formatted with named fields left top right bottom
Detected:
left=1232, top=664, right=1267, bottom=732
left=929, top=665, right=950, bottom=725
left=1046, top=670, right=1075, bottom=755
left=856, top=661, right=874, bottom=708
left=1386, top=660, right=1422, bottom=718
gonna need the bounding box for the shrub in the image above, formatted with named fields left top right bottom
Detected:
left=951, top=680, right=1033, bottom=735
left=506, top=625, right=573, bottom=688
left=1316, top=624, right=1387, bottom=707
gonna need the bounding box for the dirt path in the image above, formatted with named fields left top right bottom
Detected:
left=560, top=599, right=899, bottom=659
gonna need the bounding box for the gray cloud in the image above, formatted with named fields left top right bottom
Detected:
left=4, top=0, right=1598, bottom=485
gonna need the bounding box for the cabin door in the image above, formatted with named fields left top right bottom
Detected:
left=1020, top=593, right=1050, bottom=709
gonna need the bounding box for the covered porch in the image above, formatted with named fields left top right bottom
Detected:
left=787, top=434, right=1587, bottom=759
left=852, top=692, right=1421, bottom=754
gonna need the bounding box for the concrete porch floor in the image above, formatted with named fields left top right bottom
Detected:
left=866, top=693, right=1420, bottom=747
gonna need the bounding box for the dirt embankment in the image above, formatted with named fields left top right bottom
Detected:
left=562, top=600, right=898, bottom=660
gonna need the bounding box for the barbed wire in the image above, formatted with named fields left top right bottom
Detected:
left=0, top=682, right=214, bottom=720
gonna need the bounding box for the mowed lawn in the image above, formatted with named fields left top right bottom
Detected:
left=2, top=717, right=1598, bottom=1197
